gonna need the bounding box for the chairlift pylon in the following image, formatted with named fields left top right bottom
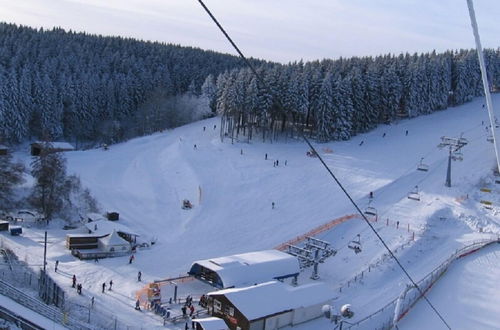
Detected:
left=348, top=234, right=362, bottom=254
left=407, top=185, right=420, bottom=201
left=417, top=157, right=429, bottom=172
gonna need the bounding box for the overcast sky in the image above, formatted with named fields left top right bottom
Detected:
left=0, top=0, right=498, bottom=63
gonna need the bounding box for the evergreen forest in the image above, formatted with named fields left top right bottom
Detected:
left=0, top=23, right=498, bottom=145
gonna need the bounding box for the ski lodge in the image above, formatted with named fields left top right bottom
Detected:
left=188, top=250, right=300, bottom=289
left=206, top=280, right=333, bottom=330
left=66, top=220, right=139, bottom=259
left=30, top=141, right=75, bottom=156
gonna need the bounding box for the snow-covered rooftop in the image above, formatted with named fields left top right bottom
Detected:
left=193, top=317, right=228, bottom=330
left=189, top=250, right=300, bottom=288
left=208, top=280, right=334, bottom=321
left=100, top=230, right=129, bottom=246
left=85, top=220, right=140, bottom=237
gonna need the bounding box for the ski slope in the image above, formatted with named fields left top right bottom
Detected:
left=4, top=94, right=500, bottom=329
left=399, top=243, right=500, bottom=330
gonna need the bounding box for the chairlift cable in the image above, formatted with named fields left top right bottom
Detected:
left=195, top=1, right=451, bottom=328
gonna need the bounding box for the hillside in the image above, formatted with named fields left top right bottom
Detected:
left=3, top=94, right=500, bottom=329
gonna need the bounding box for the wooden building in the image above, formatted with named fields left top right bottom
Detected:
left=30, top=141, right=75, bottom=156
left=188, top=250, right=300, bottom=289
left=66, top=234, right=100, bottom=250
left=206, top=281, right=333, bottom=330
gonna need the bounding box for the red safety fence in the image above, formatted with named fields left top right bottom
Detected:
left=274, top=214, right=359, bottom=251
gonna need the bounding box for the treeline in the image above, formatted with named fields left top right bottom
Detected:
left=216, top=49, right=500, bottom=142
left=0, top=22, right=498, bottom=146
left=0, top=23, right=260, bottom=145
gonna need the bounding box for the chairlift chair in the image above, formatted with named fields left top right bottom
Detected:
left=451, top=151, right=463, bottom=161
left=407, top=185, right=420, bottom=201
left=364, top=205, right=377, bottom=217
left=487, top=134, right=494, bottom=143
left=417, top=158, right=429, bottom=172
left=348, top=234, right=362, bottom=254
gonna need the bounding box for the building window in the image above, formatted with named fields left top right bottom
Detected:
left=223, top=305, right=234, bottom=316
left=214, top=299, right=222, bottom=312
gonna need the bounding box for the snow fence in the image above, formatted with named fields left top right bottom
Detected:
left=343, top=237, right=500, bottom=330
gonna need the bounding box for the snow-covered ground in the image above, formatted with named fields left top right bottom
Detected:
left=0, top=295, right=67, bottom=330
left=2, top=95, right=500, bottom=329
left=399, top=243, right=500, bottom=330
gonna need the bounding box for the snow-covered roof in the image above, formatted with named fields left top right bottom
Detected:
left=99, top=230, right=130, bottom=246
left=193, top=317, right=228, bottom=330
left=189, top=250, right=300, bottom=288
left=32, top=141, right=74, bottom=150
left=208, top=281, right=333, bottom=321
left=85, top=220, right=139, bottom=237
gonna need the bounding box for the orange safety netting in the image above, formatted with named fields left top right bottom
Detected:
left=274, top=214, right=359, bottom=251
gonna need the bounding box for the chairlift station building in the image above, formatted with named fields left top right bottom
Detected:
left=188, top=250, right=300, bottom=289
left=207, top=280, right=333, bottom=330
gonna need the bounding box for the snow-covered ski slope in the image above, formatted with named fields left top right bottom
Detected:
left=400, top=243, right=500, bottom=329
left=5, top=95, right=500, bottom=329
left=67, top=95, right=500, bottom=269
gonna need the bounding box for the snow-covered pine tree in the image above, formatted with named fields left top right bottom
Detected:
left=0, top=152, right=25, bottom=210
left=29, top=144, right=68, bottom=219
left=315, top=73, right=335, bottom=142
left=201, top=74, right=217, bottom=113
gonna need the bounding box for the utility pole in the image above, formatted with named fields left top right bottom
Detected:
left=438, top=136, right=468, bottom=187
left=43, top=231, right=47, bottom=272
left=467, top=0, right=500, bottom=176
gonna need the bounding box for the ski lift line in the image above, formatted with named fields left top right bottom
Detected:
left=195, top=2, right=451, bottom=328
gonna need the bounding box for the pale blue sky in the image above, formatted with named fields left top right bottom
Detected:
left=0, top=0, right=498, bottom=63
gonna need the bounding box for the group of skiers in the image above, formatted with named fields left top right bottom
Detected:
left=71, top=275, right=83, bottom=295
left=101, top=279, right=114, bottom=293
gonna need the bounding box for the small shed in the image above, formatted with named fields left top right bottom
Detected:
left=188, top=250, right=300, bottom=289
left=98, top=230, right=131, bottom=253
left=9, top=226, right=22, bottom=236
left=207, top=281, right=333, bottom=330
left=0, top=145, right=8, bottom=156
left=0, top=221, right=9, bottom=231
left=193, top=317, right=229, bottom=330
left=30, top=141, right=75, bottom=156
